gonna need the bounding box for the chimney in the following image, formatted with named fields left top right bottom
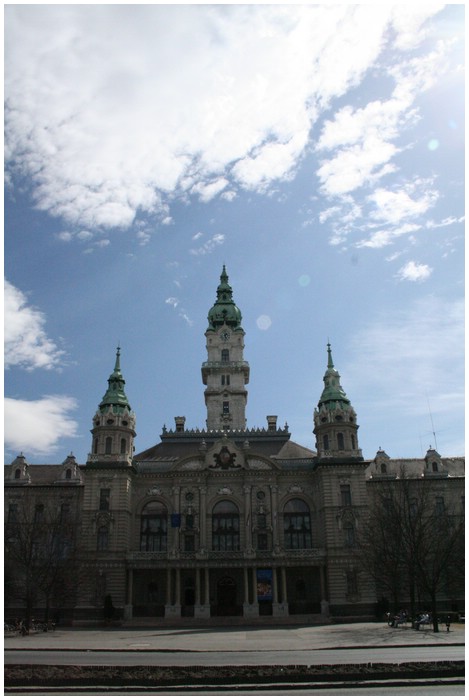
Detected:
left=267, top=415, right=277, bottom=431
left=175, top=416, right=186, bottom=433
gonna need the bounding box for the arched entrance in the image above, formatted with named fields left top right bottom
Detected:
left=215, top=576, right=238, bottom=616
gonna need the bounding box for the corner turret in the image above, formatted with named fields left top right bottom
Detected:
left=313, top=344, right=362, bottom=460
left=88, top=347, right=136, bottom=465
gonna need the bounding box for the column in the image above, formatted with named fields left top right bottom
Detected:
left=272, top=567, right=278, bottom=604
left=271, top=485, right=279, bottom=551
left=243, top=566, right=259, bottom=618
left=244, top=485, right=252, bottom=551
left=172, top=486, right=181, bottom=552
left=194, top=566, right=210, bottom=619
left=320, top=565, right=330, bottom=617
left=272, top=566, right=288, bottom=617
left=199, top=487, right=207, bottom=551
left=195, top=568, right=201, bottom=606
left=243, top=567, right=249, bottom=604
left=281, top=567, right=287, bottom=603
left=165, top=567, right=181, bottom=618
left=123, top=568, right=133, bottom=620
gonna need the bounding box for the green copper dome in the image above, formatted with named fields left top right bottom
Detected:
left=317, top=343, right=351, bottom=409
left=99, top=347, right=132, bottom=414
left=207, top=265, right=243, bottom=330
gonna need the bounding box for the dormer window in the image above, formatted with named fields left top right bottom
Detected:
left=65, top=468, right=72, bottom=479
left=14, top=469, right=21, bottom=480
left=380, top=463, right=387, bottom=474
left=432, top=462, right=438, bottom=472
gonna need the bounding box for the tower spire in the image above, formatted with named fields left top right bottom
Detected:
left=207, top=265, right=243, bottom=331
left=99, top=346, right=131, bottom=413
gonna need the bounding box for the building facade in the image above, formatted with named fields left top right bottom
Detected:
left=4, top=267, right=464, bottom=624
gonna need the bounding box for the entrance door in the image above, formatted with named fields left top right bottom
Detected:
left=216, top=576, right=237, bottom=616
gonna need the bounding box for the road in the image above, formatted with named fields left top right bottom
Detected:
left=5, top=645, right=464, bottom=666
left=8, top=684, right=465, bottom=696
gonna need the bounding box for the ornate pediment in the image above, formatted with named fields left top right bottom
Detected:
left=205, top=437, right=246, bottom=470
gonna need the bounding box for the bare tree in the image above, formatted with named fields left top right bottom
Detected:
left=357, top=469, right=464, bottom=631
left=5, top=495, right=84, bottom=626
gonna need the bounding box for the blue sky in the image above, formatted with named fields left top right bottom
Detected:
left=4, top=4, right=465, bottom=464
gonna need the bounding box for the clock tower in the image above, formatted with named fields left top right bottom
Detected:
left=202, top=266, right=250, bottom=431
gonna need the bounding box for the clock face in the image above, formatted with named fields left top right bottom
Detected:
left=220, top=330, right=230, bottom=341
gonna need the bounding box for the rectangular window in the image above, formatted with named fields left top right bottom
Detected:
left=97, top=526, right=109, bottom=551
left=344, top=523, right=355, bottom=547
left=186, top=514, right=194, bottom=530
left=257, top=513, right=267, bottom=529
left=435, top=496, right=445, bottom=515
left=340, top=484, right=351, bottom=507
left=99, top=488, right=110, bottom=511
left=257, top=533, right=268, bottom=551
left=60, top=502, right=71, bottom=523
left=223, top=401, right=230, bottom=415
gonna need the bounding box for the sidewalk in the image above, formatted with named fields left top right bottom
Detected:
left=4, top=621, right=465, bottom=652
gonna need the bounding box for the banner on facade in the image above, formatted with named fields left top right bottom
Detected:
left=171, top=513, right=181, bottom=527
left=257, top=568, right=273, bottom=601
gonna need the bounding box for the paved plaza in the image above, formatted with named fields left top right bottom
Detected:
left=4, top=621, right=465, bottom=653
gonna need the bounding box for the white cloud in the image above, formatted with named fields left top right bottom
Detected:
left=4, top=5, right=443, bottom=230
left=165, top=297, right=179, bottom=308
left=5, top=395, right=78, bottom=456
left=190, top=233, right=225, bottom=256
left=369, top=185, right=438, bottom=225
left=396, top=260, right=433, bottom=282
left=5, top=280, right=65, bottom=370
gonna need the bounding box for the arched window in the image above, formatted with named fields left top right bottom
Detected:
left=94, top=438, right=98, bottom=454
left=65, top=468, right=72, bottom=479
left=283, top=498, right=312, bottom=549
left=337, top=432, right=345, bottom=450
left=14, top=468, right=21, bottom=479
left=351, top=434, right=356, bottom=450
left=97, top=526, right=109, bottom=551
left=140, top=501, right=168, bottom=552
left=432, top=461, right=438, bottom=472
left=212, top=500, right=240, bottom=551
left=105, top=437, right=112, bottom=454
left=380, top=463, right=387, bottom=474
left=323, top=435, right=329, bottom=451
left=120, top=438, right=127, bottom=454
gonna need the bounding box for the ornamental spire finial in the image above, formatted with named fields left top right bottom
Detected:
left=327, top=342, right=334, bottom=370
left=114, top=345, right=121, bottom=373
